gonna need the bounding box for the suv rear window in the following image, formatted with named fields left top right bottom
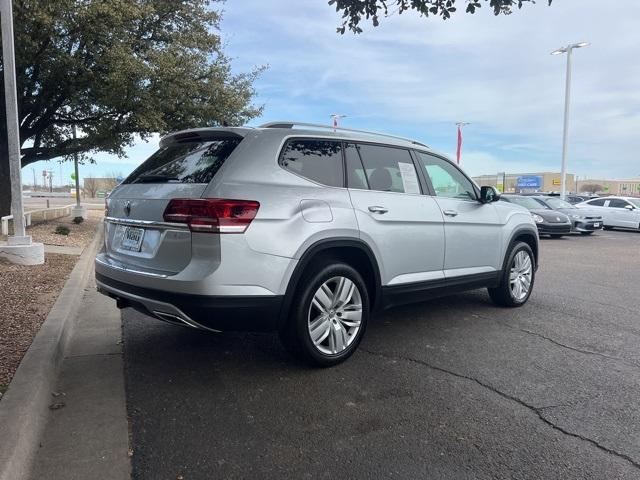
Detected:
left=124, top=138, right=241, bottom=184
left=279, top=139, right=344, bottom=187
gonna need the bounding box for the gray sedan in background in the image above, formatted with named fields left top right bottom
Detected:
left=532, top=196, right=603, bottom=235
left=576, top=196, right=640, bottom=231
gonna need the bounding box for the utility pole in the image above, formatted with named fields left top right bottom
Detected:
left=0, top=0, right=44, bottom=264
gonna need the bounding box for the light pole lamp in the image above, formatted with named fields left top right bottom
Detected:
left=551, top=41, right=590, bottom=200
left=330, top=114, right=346, bottom=131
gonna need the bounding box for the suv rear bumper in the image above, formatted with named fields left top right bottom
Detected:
left=96, top=273, right=283, bottom=332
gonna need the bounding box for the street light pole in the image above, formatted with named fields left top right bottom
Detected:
left=73, top=126, right=81, bottom=207
left=560, top=46, right=572, bottom=199
left=1, top=0, right=25, bottom=239
left=0, top=0, right=44, bottom=264
left=551, top=42, right=590, bottom=200
left=330, top=114, right=346, bottom=132
left=70, top=125, right=87, bottom=218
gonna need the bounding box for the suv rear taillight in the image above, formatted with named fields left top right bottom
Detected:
left=163, top=199, right=260, bottom=233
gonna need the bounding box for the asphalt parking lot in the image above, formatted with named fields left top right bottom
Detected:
left=122, top=229, right=640, bottom=480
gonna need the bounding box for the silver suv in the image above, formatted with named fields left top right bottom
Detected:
left=96, top=122, right=539, bottom=366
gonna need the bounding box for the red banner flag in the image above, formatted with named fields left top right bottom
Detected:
left=456, top=125, right=462, bottom=165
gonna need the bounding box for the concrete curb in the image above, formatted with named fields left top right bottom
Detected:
left=0, top=224, right=104, bottom=480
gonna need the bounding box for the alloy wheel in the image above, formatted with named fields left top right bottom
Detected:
left=509, top=250, right=533, bottom=301
left=307, top=276, right=363, bottom=355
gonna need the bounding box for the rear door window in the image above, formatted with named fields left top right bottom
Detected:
left=279, top=139, right=344, bottom=187
left=354, top=144, right=421, bottom=194
left=124, top=138, right=242, bottom=184
left=587, top=199, right=606, bottom=206
left=608, top=199, right=630, bottom=208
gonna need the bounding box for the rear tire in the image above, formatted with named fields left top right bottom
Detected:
left=603, top=225, right=614, bottom=231
left=488, top=242, right=535, bottom=308
left=279, top=262, right=369, bottom=367
left=580, top=231, right=594, bottom=235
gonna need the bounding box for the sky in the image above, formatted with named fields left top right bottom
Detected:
left=25, top=0, right=640, bottom=186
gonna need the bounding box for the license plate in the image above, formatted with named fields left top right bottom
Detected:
left=593, top=222, right=600, bottom=228
left=121, top=227, right=145, bottom=252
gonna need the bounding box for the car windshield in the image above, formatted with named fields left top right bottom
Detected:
left=506, top=196, right=549, bottom=210
left=544, top=197, right=575, bottom=209
left=628, top=198, right=640, bottom=208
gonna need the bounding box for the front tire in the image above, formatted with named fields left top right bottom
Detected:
left=550, top=234, right=563, bottom=239
left=580, top=231, right=594, bottom=235
left=279, top=262, right=369, bottom=367
left=488, top=242, right=535, bottom=307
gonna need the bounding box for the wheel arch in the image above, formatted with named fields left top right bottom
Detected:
left=502, top=227, right=539, bottom=273
left=278, top=238, right=382, bottom=328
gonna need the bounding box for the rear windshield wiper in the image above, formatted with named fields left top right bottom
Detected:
left=133, top=174, right=180, bottom=183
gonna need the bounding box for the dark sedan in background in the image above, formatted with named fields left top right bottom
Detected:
left=501, top=195, right=572, bottom=238
left=531, top=196, right=603, bottom=235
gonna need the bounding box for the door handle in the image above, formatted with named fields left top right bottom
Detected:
left=443, top=209, right=459, bottom=217
left=368, top=206, right=388, bottom=214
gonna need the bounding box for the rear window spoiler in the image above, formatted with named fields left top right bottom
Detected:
left=160, top=127, right=249, bottom=147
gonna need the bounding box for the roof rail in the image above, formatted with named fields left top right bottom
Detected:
left=258, top=121, right=428, bottom=148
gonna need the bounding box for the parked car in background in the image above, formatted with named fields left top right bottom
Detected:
left=501, top=195, right=572, bottom=238
left=95, top=121, right=540, bottom=366
left=531, top=196, right=602, bottom=235
left=565, top=195, right=588, bottom=204
left=576, top=196, right=640, bottom=231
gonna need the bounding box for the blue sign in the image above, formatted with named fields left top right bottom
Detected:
left=516, top=175, right=542, bottom=188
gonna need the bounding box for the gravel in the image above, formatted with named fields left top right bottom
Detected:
left=19, top=210, right=103, bottom=247
left=0, top=210, right=103, bottom=395
left=0, top=254, right=77, bottom=393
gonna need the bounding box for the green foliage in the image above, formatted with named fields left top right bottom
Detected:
left=72, top=216, right=84, bottom=224
left=329, top=0, right=553, bottom=34
left=0, top=0, right=264, bottom=166
left=54, top=225, right=70, bottom=235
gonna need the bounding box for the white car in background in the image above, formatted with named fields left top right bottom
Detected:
left=576, top=196, right=640, bottom=231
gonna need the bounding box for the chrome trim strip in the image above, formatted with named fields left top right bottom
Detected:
left=95, top=255, right=170, bottom=278
left=104, top=216, right=189, bottom=230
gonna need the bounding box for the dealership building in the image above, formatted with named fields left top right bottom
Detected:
left=472, top=172, right=640, bottom=196
left=472, top=172, right=575, bottom=194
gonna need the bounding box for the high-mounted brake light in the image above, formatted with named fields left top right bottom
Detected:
left=163, top=199, right=260, bottom=233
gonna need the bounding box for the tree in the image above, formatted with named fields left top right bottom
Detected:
left=330, top=0, right=553, bottom=34
left=580, top=184, right=603, bottom=194
left=0, top=0, right=264, bottom=216
left=103, top=170, right=125, bottom=191
left=83, top=176, right=99, bottom=198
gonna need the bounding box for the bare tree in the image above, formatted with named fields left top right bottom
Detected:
left=103, top=171, right=125, bottom=191
left=83, top=177, right=99, bottom=198
left=580, top=183, right=603, bottom=193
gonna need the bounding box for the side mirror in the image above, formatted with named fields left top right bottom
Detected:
left=625, top=204, right=635, bottom=211
left=480, top=186, right=501, bottom=204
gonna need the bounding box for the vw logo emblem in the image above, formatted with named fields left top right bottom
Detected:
left=124, top=201, right=131, bottom=217
left=556, top=217, right=560, bottom=221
